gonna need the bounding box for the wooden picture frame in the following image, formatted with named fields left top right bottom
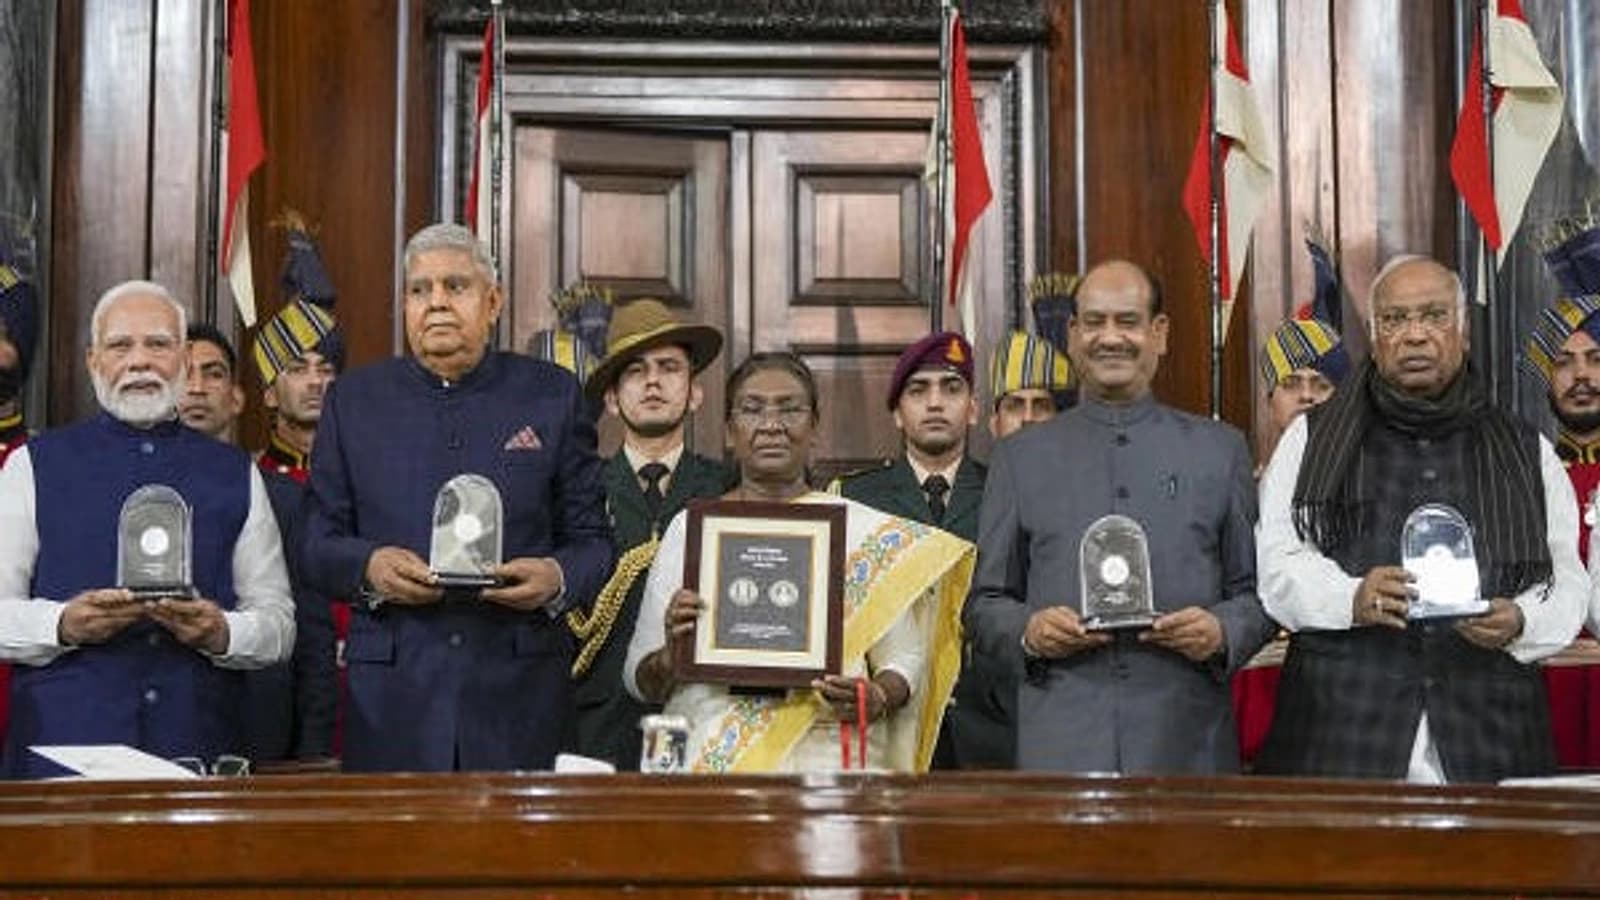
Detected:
left=677, top=499, right=846, bottom=688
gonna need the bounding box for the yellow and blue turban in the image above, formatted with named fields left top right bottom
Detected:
left=1027, top=271, right=1078, bottom=354
left=252, top=212, right=342, bottom=386
left=1259, top=318, right=1348, bottom=390
left=527, top=283, right=613, bottom=382
left=1524, top=294, right=1600, bottom=388
left=253, top=299, right=338, bottom=387
left=990, top=330, right=1071, bottom=400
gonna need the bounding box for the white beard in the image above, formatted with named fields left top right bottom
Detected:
left=92, top=368, right=182, bottom=428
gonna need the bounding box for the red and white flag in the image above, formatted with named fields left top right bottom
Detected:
left=219, top=0, right=265, bottom=326
left=1450, top=0, right=1562, bottom=272
left=464, top=19, right=495, bottom=238
left=926, top=9, right=993, bottom=338
left=940, top=9, right=992, bottom=333
left=1181, top=1, right=1272, bottom=339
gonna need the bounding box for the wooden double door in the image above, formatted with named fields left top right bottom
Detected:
left=510, top=124, right=948, bottom=478
left=444, top=38, right=1044, bottom=475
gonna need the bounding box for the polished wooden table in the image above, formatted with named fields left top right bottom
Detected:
left=1, top=772, right=1599, bottom=897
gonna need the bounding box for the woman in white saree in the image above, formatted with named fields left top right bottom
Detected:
left=624, top=352, right=975, bottom=773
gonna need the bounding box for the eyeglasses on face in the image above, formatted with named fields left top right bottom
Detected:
left=1373, top=305, right=1455, bottom=337
left=731, top=401, right=812, bottom=429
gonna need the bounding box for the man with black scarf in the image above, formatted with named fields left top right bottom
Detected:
left=1256, top=255, right=1587, bottom=783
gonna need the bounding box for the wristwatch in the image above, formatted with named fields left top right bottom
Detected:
left=357, top=581, right=387, bottom=612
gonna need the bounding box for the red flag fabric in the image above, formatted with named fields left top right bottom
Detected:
left=946, top=12, right=992, bottom=309
left=465, top=20, right=494, bottom=235
left=1449, top=0, right=1562, bottom=260
left=221, top=0, right=265, bottom=325
left=1452, top=29, right=1501, bottom=249
left=1181, top=1, right=1270, bottom=318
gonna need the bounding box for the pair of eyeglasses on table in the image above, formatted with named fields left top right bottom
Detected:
left=170, top=754, right=251, bottom=777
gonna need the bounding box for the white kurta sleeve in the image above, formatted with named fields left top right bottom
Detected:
left=1256, top=416, right=1360, bottom=631
left=866, top=604, right=925, bottom=699
left=1505, top=437, right=1586, bottom=664
left=624, top=510, right=687, bottom=702
left=213, top=467, right=296, bottom=669
left=0, top=448, right=71, bottom=665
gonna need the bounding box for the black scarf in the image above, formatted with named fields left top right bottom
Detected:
left=1293, top=361, right=1550, bottom=595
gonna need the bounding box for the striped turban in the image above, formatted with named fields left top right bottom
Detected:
left=1524, top=294, right=1600, bottom=389
left=1259, top=318, right=1349, bottom=391
left=990, top=330, right=1071, bottom=401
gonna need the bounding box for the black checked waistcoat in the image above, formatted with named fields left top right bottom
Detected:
left=1259, top=420, right=1555, bottom=783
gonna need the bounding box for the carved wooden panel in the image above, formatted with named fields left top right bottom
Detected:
left=513, top=126, right=728, bottom=457
left=564, top=172, right=684, bottom=301
left=797, top=174, right=921, bottom=303
left=752, top=129, right=956, bottom=480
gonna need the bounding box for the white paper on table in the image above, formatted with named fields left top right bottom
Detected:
left=553, top=753, right=616, bottom=774
left=30, top=745, right=200, bottom=780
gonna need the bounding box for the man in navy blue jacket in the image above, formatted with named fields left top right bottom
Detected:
left=301, top=223, right=613, bottom=772
left=0, top=281, right=294, bottom=777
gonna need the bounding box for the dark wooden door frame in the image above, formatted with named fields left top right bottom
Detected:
left=432, top=36, right=1050, bottom=360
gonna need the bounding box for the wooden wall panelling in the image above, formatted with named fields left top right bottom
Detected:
left=244, top=0, right=403, bottom=450
left=1329, top=0, right=1459, bottom=344
left=1245, top=0, right=1341, bottom=460
left=402, top=0, right=437, bottom=356
left=1240, top=0, right=1460, bottom=458
left=48, top=0, right=157, bottom=424
left=1068, top=0, right=1253, bottom=428
left=1047, top=0, right=1078, bottom=274
left=147, top=0, right=210, bottom=313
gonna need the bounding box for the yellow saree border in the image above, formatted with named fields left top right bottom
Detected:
left=691, top=498, right=975, bottom=773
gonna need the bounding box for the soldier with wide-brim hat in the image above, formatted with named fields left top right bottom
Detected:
left=584, top=298, right=722, bottom=406
left=568, top=297, right=729, bottom=770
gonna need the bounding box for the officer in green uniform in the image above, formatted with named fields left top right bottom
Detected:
left=837, top=332, right=986, bottom=538
left=564, top=297, right=728, bottom=770
left=835, top=331, right=994, bottom=766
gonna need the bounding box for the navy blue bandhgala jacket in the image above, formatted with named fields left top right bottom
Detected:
left=6, top=415, right=251, bottom=777
left=301, top=352, right=613, bottom=772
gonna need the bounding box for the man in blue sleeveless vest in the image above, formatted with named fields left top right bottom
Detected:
left=301, top=224, right=613, bottom=772
left=0, top=281, right=295, bottom=778
left=1257, top=256, right=1588, bottom=782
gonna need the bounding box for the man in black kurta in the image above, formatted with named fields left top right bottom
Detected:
left=566, top=298, right=728, bottom=770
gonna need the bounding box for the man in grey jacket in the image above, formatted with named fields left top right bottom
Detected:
left=964, top=259, right=1275, bottom=774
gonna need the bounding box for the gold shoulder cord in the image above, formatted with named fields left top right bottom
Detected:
left=566, top=537, right=661, bottom=677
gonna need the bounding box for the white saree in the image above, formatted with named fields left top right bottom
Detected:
left=624, top=493, right=975, bottom=773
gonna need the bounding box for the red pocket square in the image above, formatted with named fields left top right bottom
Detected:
left=503, top=425, right=542, bottom=451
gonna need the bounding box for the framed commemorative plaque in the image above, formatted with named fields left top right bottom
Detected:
left=677, top=499, right=846, bottom=688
